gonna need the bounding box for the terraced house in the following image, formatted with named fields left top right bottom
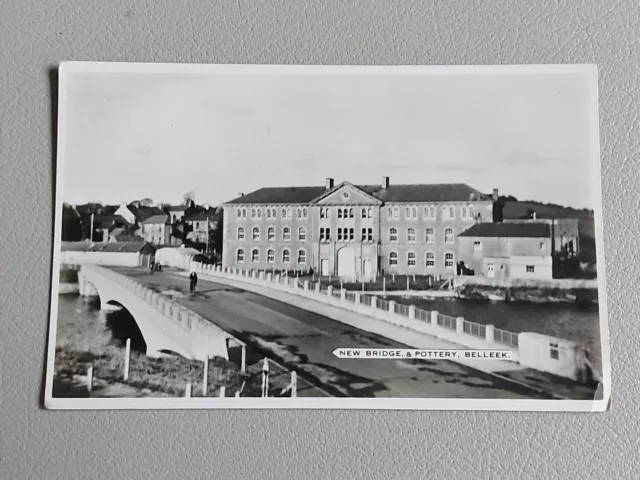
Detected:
left=222, top=177, right=497, bottom=279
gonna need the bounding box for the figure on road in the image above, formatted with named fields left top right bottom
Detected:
left=189, top=272, right=198, bottom=294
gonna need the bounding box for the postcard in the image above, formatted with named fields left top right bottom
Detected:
left=45, top=62, right=610, bottom=411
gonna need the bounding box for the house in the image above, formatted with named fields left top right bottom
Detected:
left=141, top=214, right=172, bottom=246
left=166, top=201, right=197, bottom=224
left=61, top=204, right=83, bottom=241
left=221, top=176, right=497, bottom=279
left=115, top=202, right=165, bottom=229
left=457, top=222, right=553, bottom=280
left=185, top=209, right=221, bottom=244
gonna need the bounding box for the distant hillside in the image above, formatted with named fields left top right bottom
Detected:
left=501, top=198, right=593, bottom=220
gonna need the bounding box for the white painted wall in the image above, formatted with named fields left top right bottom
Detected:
left=114, top=204, right=136, bottom=224
left=508, top=255, right=552, bottom=280
left=518, top=332, right=586, bottom=381
left=61, top=250, right=141, bottom=267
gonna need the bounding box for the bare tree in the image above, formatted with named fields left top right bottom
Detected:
left=182, top=191, right=196, bottom=205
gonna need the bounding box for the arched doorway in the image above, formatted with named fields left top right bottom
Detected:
left=337, top=247, right=356, bottom=278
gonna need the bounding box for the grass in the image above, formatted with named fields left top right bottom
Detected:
left=54, top=344, right=245, bottom=397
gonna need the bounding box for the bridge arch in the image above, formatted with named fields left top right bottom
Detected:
left=102, top=300, right=148, bottom=354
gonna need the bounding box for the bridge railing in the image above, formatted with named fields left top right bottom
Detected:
left=189, top=262, right=522, bottom=356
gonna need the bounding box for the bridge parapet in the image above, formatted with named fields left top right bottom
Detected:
left=81, top=265, right=246, bottom=362
left=190, top=262, right=598, bottom=384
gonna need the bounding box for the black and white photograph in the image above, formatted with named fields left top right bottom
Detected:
left=45, top=62, right=610, bottom=410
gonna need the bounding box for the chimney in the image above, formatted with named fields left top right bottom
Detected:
left=492, top=188, right=499, bottom=201
left=381, top=176, right=390, bottom=189
left=325, top=178, right=334, bottom=190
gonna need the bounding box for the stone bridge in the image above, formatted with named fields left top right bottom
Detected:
left=78, top=265, right=239, bottom=361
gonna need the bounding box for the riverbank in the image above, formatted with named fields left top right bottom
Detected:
left=53, top=344, right=244, bottom=398
left=456, top=284, right=598, bottom=304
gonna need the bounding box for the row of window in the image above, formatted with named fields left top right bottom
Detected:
left=236, top=207, right=309, bottom=220
left=388, top=205, right=478, bottom=221
left=319, top=227, right=375, bottom=242
left=239, top=226, right=306, bottom=242
left=389, top=227, right=454, bottom=244
left=237, top=248, right=307, bottom=264
left=389, top=252, right=455, bottom=269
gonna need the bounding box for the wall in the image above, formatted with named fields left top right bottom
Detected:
left=1, top=3, right=631, bottom=479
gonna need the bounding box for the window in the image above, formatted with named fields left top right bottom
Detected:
left=242, top=208, right=247, bottom=219
left=337, top=208, right=343, bottom=219
left=445, top=252, right=454, bottom=269
left=468, top=206, right=475, bottom=219
left=283, top=227, right=291, bottom=241
left=337, top=228, right=343, bottom=241
left=298, top=227, right=306, bottom=241
left=442, top=206, right=455, bottom=220
left=462, top=206, right=467, bottom=218
left=297, top=208, right=302, bottom=219
left=526, top=265, right=535, bottom=273
left=389, top=227, right=398, bottom=242
left=407, top=252, right=416, bottom=267
left=302, top=208, right=308, bottom=219
left=282, top=208, right=287, bottom=218
left=237, top=249, right=245, bottom=262
left=425, top=228, right=435, bottom=244
left=549, top=342, right=559, bottom=360
left=361, top=208, right=367, bottom=218
left=257, top=208, right=262, bottom=218
left=271, top=208, right=277, bottom=218
left=367, top=207, right=372, bottom=218
left=298, top=249, right=306, bottom=264
left=267, top=249, right=275, bottom=264
left=320, top=227, right=331, bottom=242
left=389, top=252, right=398, bottom=266
left=407, top=228, right=416, bottom=243
left=320, top=207, right=326, bottom=219
left=286, top=208, right=292, bottom=219
left=361, top=228, right=373, bottom=242
left=251, top=209, right=256, bottom=219
left=540, top=242, right=545, bottom=251
left=349, top=208, right=354, bottom=218
left=267, top=227, right=275, bottom=241
left=444, top=228, right=454, bottom=244
left=426, top=252, right=435, bottom=267
left=252, top=227, right=260, bottom=241
left=473, top=241, right=482, bottom=251
left=449, top=206, right=455, bottom=219
left=237, top=227, right=245, bottom=240
left=236, top=209, right=241, bottom=218
left=388, top=207, right=399, bottom=219
left=251, top=248, right=259, bottom=263
left=282, top=249, right=290, bottom=263
left=405, top=206, right=417, bottom=220
left=267, top=209, right=271, bottom=219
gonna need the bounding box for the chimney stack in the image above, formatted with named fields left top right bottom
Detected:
left=325, top=178, right=334, bottom=190
left=381, top=176, right=390, bottom=189
left=492, top=188, right=499, bottom=201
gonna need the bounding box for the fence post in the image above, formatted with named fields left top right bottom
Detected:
left=315, top=282, right=321, bottom=294
left=406, top=277, right=410, bottom=291
left=304, top=280, right=309, bottom=291
left=371, top=295, right=378, bottom=311
left=290, top=371, right=297, bottom=398
left=408, top=305, right=416, bottom=320
left=124, top=338, right=131, bottom=381
left=235, top=390, right=241, bottom=398
left=241, top=344, right=246, bottom=373
left=431, top=310, right=439, bottom=327
left=218, top=386, right=226, bottom=398
left=185, top=383, right=192, bottom=398
left=341, top=288, right=346, bottom=301
left=202, top=355, right=209, bottom=396
left=388, top=300, right=395, bottom=314
left=86, top=366, right=93, bottom=393
left=383, top=277, right=386, bottom=292
left=485, top=324, right=495, bottom=343
left=327, top=286, right=333, bottom=297
left=392, top=274, right=395, bottom=282
left=354, top=292, right=360, bottom=305
left=456, top=317, right=465, bottom=334
left=261, top=358, right=269, bottom=398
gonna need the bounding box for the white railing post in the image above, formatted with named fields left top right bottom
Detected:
left=485, top=324, right=495, bottom=343
left=456, top=317, right=465, bottom=334
left=371, top=295, right=378, bottom=311
left=86, top=366, right=93, bottom=393
left=123, top=338, right=131, bottom=381
left=327, top=286, right=333, bottom=298
left=185, top=383, right=192, bottom=398
left=315, top=282, right=321, bottom=294
left=354, top=292, right=360, bottom=305
left=431, top=310, right=439, bottom=327
left=261, top=358, right=269, bottom=398
left=304, top=280, right=309, bottom=291
left=241, top=344, right=246, bottom=373
left=408, top=305, right=416, bottom=319
left=290, top=371, right=297, bottom=398
left=202, top=355, right=209, bottom=396
left=341, top=288, right=346, bottom=301
left=388, top=300, right=396, bottom=314
left=219, top=386, right=226, bottom=397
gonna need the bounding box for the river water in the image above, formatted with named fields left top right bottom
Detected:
left=384, top=295, right=603, bottom=372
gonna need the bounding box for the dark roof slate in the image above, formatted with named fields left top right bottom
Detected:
left=225, top=183, right=488, bottom=205
left=459, top=222, right=551, bottom=238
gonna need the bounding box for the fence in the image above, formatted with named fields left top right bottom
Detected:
left=494, top=328, right=519, bottom=347
left=191, top=262, right=525, bottom=356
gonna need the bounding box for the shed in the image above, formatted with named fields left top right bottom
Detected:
left=155, top=246, right=201, bottom=270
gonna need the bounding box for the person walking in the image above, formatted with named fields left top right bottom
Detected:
left=189, top=272, right=198, bottom=294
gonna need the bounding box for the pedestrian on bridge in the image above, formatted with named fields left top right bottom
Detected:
left=189, top=272, right=198, bottom=294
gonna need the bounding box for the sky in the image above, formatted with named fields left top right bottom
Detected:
left=61, top=67, right=599, bottom=209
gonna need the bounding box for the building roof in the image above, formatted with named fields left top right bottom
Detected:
left=127, top=205, right=164, bottom=222
left=142, top=214, right=171, bottom=225
left=167, top=204, right=190, bottom=211
left=459, top=222, right=551, bottom=238
left=225, top=183, right=489, bottom=205
left=61, top=242, right=153, bottom=253
left=185, top=211, right=220, bottom=222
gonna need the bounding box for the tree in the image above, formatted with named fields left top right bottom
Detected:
left=208, top=212, right=224, bottom=259
left=183, top=191, right=196, bottom=205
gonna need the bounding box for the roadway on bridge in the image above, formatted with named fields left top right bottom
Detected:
left=112, top=267, right=543, bottom=399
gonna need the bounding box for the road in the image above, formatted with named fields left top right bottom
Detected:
left=113, top=267, right=544, bottom=399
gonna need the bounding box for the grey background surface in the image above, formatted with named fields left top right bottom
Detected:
left=0, top=1, right=636, bottom=478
